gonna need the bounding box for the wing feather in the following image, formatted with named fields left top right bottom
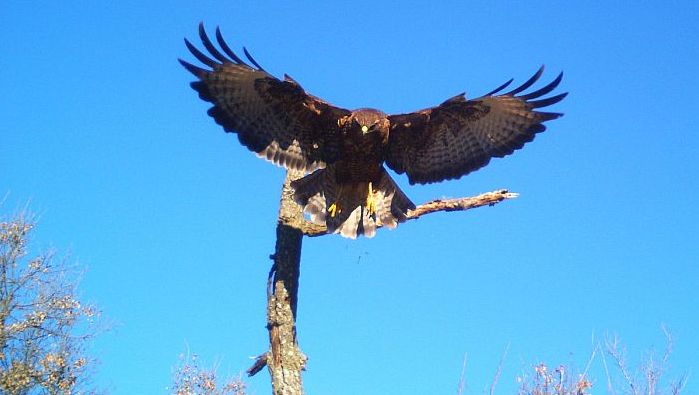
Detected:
left=180, top=23, right=350, bottom=171
left=505, top=66, right=544, bottom=95
left=215, top=27, right=248, bottom=65
left=198, top=24, right=229, bottom=64
left=386, top=67, right=567, bottom=184
left=482, top=78, right=513, bottom=96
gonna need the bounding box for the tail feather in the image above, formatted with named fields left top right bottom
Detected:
left=377, top=169, right=415, bottom=226
left=291, top=167, right=414, bottom=239
left=290, top=169, right=325, bottom=207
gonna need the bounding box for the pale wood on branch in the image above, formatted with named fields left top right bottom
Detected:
left=260, top=169, right=308, bottom=395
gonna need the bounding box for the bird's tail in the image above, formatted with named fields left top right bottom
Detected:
left=291, top=167, right=415, bottom=238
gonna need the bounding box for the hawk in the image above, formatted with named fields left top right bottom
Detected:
left=180, top=24, right=567, bottom=238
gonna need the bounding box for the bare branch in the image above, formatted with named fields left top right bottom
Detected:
left=603, top=329, right=690, bottom=395
left=661, top=324, right=673, bottom=368
left=457, top=353, right=468, bottom=395
left=407, top=190, right=518, bottom=218
left=600, top=345, right=617, bottom=395
left=246, top=353, right=268, bottom=377
left=289, top=189, right=518, bottom=237
left=576, top=341, right=598, bottom=395
left=671, top=372, right=689, bottom=395
left=490, top=342, right=510, bottom=395
left=605, top=334, right=640, bottom=395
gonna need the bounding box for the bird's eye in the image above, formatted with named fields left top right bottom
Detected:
left=361, top=125, right=369, bottom=133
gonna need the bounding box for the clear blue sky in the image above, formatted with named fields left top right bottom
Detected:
left=2, top=1, right=698, bottom=394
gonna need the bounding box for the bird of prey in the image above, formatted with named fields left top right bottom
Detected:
left=180, top=24, right=567, bottom=238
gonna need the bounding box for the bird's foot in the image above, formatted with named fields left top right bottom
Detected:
left=328, top=203, right=339, bottom=218
left=366, top=182, right=377, bottom=216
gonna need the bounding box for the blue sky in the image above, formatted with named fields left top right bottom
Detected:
left=2, top=1, right=698, bottom=394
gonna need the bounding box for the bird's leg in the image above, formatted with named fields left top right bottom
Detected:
left=365, top=182, right=377, bottom=216
left=328, top=203, right=338, bottom=218
left=328, top=185, right=343, bottom=218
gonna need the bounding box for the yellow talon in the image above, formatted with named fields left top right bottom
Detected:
left=328, top=203, right=338, bottom=218
left=366, top=182, right=376, bottom=216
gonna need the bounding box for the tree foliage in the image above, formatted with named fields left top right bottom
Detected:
left=0, top=213, right=99, bottom=394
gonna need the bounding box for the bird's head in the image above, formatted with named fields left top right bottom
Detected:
left=350, top=108, right=388, bottom=135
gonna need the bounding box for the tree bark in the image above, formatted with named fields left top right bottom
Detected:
left=264, top=169, right=307, bottom=395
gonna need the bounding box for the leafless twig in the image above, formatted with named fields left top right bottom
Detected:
left=490, top=342, right=510, bottom=395
left=457, top=353, right=468, bottom=395
left=600, top=342, right=617, bottom=395
left=671, top=373, right=689, bottom=395
left=605, top=334, right=640, bottom=395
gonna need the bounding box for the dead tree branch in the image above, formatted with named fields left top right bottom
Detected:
left=285, top=188, right=518, bottom=237
left=255, top=169, right=308, bottom=395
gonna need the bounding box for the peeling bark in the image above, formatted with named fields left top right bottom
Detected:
left=264, top=169, right=307, bottom=395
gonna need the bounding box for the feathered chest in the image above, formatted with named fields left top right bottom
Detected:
left=334, top=125, right=388, bottom=182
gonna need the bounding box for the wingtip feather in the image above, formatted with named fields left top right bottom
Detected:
left=198, top=24, right=229, bottom=63
left=243, top=47, right=266, bottom=71
left=179, top=58, right=208, bottom=78
left=484, top=78, right=514, bottom=96
left=505, top=65, right=545, bottom=96
left=184, top=38, right=218, bottom=68
left=530, top=92, right=568, bottom=108
left=537, top=111, right=564, bottom=121
left=215, top=26, right=248, bottom=65
left=521, top=72, right=564, bottom=101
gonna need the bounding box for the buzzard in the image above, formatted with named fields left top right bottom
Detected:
left=180, top=24, right=567, bottom=238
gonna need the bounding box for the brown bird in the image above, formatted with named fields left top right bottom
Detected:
left=180, top=24, right=567, bottom=238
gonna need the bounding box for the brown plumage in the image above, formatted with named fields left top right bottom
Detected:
left=180, top=23, right=567, bottom=238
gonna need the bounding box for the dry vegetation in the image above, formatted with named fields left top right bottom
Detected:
left=0, top=212, right=100, bottom=394
left=508, top=331, right=687, bottom=395
left=601, top=330, right=688, bottom=395
left=172, top=329, right=687, bottom=395
left=170, top=353, right=246, bottom=395
left=515, top=361, right=593, bottom=395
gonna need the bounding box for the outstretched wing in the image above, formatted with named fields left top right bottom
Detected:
left=385, top=67, right=567, bottom=184
left=179, top=23, right=351, bottom=172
